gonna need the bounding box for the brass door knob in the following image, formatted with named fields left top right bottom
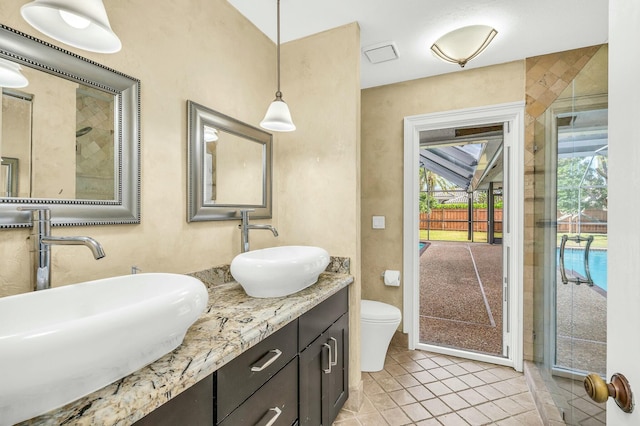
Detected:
left=584, top=373, right=634, bottom=413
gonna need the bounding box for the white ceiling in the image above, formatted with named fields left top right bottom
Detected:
left=227, top=0, right=609, bottom=89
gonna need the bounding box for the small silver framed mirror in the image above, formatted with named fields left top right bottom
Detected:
left=187, top=101, right=272, bottom=221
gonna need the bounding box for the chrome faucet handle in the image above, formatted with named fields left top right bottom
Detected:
left=17, top=206, right=51, bottom=222
left=239, top=209, right=255, bottom=227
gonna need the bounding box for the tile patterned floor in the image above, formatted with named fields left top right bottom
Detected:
left=334, top=345, right=543, bottom=426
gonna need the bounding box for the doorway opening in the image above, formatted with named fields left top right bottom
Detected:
left=403, top=102, right=524, bottom=371
left=418, top=127, right=505, bottom=356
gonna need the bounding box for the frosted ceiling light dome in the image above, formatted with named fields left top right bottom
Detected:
left=0, top=58, right=29, bottom=88
left=431, top=25, right=498, bottom=68
left=21, top=0, right=122, bottom=54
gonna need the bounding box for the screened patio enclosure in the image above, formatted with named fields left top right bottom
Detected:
left=419, top=124, right=505, bottom=243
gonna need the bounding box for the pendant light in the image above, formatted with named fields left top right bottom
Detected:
left=431, top=25, right=498, bottom=68
left=21, top=0, right=122, bottom=54
left=260, top=0, right=296, bottom=132
left=0, top=58, right=29, bottom=88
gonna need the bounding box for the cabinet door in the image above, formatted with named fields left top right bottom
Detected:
left=298, top=313, right=349, bottom=426
left=299, top=333, right=327, bottom=426
left=325, top=313, right=349, bottom=423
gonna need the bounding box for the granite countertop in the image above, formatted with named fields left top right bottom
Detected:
left=20, top=269, right=353, bottom=426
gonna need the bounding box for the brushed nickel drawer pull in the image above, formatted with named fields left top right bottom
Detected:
left=255, top=406, right=282, bottom=426
left=323, top=343, right=332, bottom=374
left=251, top=349, right=283, bottom=372
left=329, top=337, right=338, bottom=367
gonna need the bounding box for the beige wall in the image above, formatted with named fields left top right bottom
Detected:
left=276, top=23, right=363, bottom=402
left=361, top=62, right=525, bottom=315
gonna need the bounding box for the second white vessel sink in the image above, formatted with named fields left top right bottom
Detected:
left=231, top=245, right=330, bottom=298
left=0, top=273, right=208, bottom=426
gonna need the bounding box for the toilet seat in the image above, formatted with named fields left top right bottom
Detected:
left=361, top=300, right=402, bottom=323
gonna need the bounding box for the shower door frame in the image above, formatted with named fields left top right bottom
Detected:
left=403, top=101, right=525, bottom=371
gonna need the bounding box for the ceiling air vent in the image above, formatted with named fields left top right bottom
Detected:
left=362, top=42, right=399, bottom=64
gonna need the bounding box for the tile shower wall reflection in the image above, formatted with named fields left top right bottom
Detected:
left=75, top=86, right=115, bottom=200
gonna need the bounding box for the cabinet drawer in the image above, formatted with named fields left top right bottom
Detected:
left=218, top=358, right=298, bottom=426
left=216, top=319, right=298, bottom=422
left=299, top=287, right=348, bottom=351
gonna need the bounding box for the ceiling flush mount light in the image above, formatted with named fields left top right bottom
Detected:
left=20, top=0, right=122, bottom=54
left=0, top=58, right=29, bottom=88
left=260, top=0, right=295, bottom=132
left=431, top=25, right=498, bottom=68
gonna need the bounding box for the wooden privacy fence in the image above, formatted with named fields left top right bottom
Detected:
left=420, top=208, right=503, bottom=232
left=556, top=209, right=608, bottom=234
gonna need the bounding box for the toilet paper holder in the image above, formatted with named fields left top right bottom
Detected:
left=381, top=270, right=401, bottom=286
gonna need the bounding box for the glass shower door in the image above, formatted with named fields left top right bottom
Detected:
left=553, top=107, right=608, bottom=377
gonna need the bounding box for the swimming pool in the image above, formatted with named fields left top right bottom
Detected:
left=419, top=241, right=430, bottom=255
left=557, top=248, right=608, bottom=291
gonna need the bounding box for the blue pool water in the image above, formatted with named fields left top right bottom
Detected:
left=557, top=248, right=608, bottom=291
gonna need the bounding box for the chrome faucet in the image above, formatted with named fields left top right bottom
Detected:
left=239, top=209, right=278, bottom=253
left=19, top=207, right=106, bottom=291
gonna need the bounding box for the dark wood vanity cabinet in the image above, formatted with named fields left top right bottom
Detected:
left=134, top=287, right=348, bottom=426
left=299, top=288, right=349, bottom=426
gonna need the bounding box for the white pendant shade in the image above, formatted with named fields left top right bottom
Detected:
left=0, top=58, right=29, bottom=88
left=431, top=25, right=497, bottom=68
left=203, top=126, right=219, bottom=142
left=21, top=0, right=122, bottom=53
left=260, top=0, right=295, bottom=133
left=260, top=99, right=296, bottom=132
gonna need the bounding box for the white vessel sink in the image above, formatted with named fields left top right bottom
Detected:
left=231, top=245, right=330, bottom=298
left=0, top=273, right=208, bottom=425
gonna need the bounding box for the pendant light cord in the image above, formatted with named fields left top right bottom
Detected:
left=276, top=0, right=282, bottom=99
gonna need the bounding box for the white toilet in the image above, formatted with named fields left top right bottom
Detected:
left=360, top=299, right=402, bottom=372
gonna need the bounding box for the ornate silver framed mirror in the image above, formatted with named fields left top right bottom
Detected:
left=0, top=25, right=140, bottom=228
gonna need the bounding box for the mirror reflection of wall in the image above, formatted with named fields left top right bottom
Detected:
left=0, top=67, right=116, bottom=201
left=1, top=91, right=31, bottom=197
left=204, top=125, right=218, bottom=202
left=1, top=157, right=19, bottom=197
left=202, top=128, right=264, bottom=205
